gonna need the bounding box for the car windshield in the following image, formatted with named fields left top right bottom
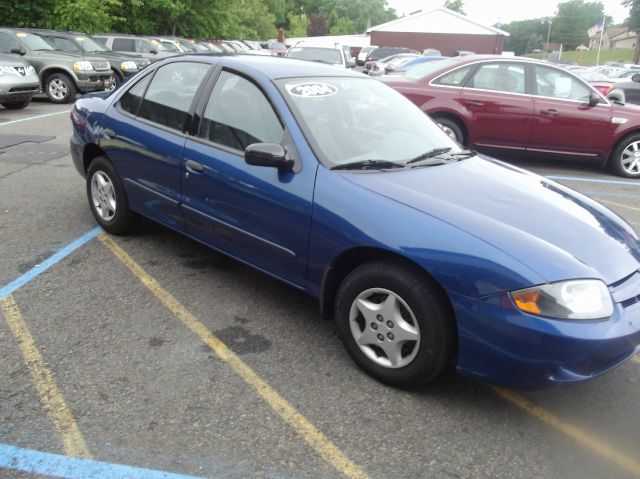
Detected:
left=404, top=57, right=467, bottom=80
left=15, top=32, right=54, bottom=51
left=287, top=47, right=342, bottom=65
left=277, top=77, right=460, bottom=168
left=176, top=40, right=196, bottom=52
left=269, top=42, right=287, bottom=50
left=576, top=71, right=610, bottom=82
left=149, top=39, right=170, bottom=51
left=76, top=36, right=109, bottom=52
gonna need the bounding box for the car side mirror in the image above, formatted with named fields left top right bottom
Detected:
left=588, top=92, right=600, bottom=106
left=632, top=73, right=640, bottom=83
left=150, top=49, right=158, bottom=55
left=347, top=58, right=356, bottom=68
left=10, top=47, right=26, bottom=55
left=245, top=143, right=293, bottom=171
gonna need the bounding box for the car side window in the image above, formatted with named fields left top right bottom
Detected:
left=135, top=39, right=153, bottom=53
left=468, top=63, right=525, bottom=94
left=534, top=66, right=592, bottom=102
left=51, top=37, right=79, bottom=52
left=112, top=38, right=135, bottom=52
left=200, top=71, right=284, bottom=151
left=0, top=32, right=19, bottom=53
left=433, top=65, right=474, bottom=86
left=138, top=62, right=210, bottom=131
left=119, top=74, right=152, bottom=116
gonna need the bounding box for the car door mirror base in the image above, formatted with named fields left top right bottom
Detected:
left=245, top=143, right=293, bottom=171
left=588, top=92, right=600, bottom=107
left=10, top=47, right=26, bottom=56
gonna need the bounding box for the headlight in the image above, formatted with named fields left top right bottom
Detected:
left=120, top=61, right=138, bottom=71
left=510, top=279, right=613, bottom=320
left=73, top=61, right=93, bottom=72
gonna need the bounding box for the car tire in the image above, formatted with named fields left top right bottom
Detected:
left=335, top=260, right=455, bottom=389
left=45, top=73, right=77, bottom=104
left=108, top=71, right=123, bottom=92
left=609, top=133, right=640, bottom=178
left=432, top=116, right=464, bottom=144
left=1, top=99, right=31, bottom=110
left=86, top=156, right=139, bottom=234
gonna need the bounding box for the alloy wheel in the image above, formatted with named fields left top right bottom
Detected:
left=90, top=171, right=117, bottom=221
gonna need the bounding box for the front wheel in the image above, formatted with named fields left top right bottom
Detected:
left=609, top=134, right=640, bottom=178
left=45, top=73, right=77, bottom=104
left=2, top=99, right=31, bottom=110
left=335, top=261, right=455, bottom=389
left=432, top=116, right=464, bottom=144
left=86, top=156, right=138, bottom=234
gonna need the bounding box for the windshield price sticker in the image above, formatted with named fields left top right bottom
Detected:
left=288, top=83, right=337, bottom=97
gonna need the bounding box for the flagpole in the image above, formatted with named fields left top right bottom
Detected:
left=596, top=13, right=606, bottom=66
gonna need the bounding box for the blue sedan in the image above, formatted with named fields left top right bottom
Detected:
left=70, top=55, right=640, bottom=389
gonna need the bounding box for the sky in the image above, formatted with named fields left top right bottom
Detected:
left=385, top=0, right=630, bottom=26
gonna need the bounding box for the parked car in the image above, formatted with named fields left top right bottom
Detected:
left=0, top=28, right=113, bottom=103
left=363, top=46, right=419, bottom=63
left=28, top=30, right=150, bottom=90
left=363, top=53, right=420, bottom=76
left=382, top=55, right=640, bottom=177
left=70, top=55, right=640, bottom=390
left=150, top=36, right=197, bottom=54
left=384, top=55, right=448, bottom=76
left=223, top=40, right=270, bottom=56
left=571, top=69, right=615, bottom=96
left=608, top=73, right=640, bottom=106
left=264, top=40, right=287, bottom=57
left=0, top=54, right=39, bottom=109
left=285, top=44, right=355, bottom=68
left=356, top=45, right=377, bottom=66
left=93, top=34, right=175, bottom=62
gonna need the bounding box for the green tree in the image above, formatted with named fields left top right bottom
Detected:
left=502, top=18, right=548, bottom=54
left=551, top=0, right=610, bottom=50
left=443, top=0, right=465, bottom=14
left=307, top=12, right=328, bottom=36
left=286, top=12, right=310, bottom=37
left=329, top=16, right=356, bottom=35
left=622, top=0, right=640, bottom=61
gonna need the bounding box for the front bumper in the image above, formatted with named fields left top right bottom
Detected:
left=76, top=71, right=113, bottom=92
left=0, top=78, right=40, bottom=102
left=452, top=280, right=640, bottom=389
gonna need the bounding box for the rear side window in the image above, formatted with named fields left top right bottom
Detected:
left=112, top=38, right=135, bottom=52
left=468, top=63, right=525, bottom=94
left=119, top=74, right=152, bottom=116
left=138, top=62, right=210, bottom=131
left=200, top=71, right=283, bottom=151
left=433, top=65, right=474, bottom=86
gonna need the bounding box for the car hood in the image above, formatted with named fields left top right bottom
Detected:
left=31, top=50, right=83, bottom=60
left=341, top=157, right=640, bottom=286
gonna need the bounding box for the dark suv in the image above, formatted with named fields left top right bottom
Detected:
left=29, top=30, right=150, bottom=90
left=0, top=28, right=113, bottom=103
left=92, top=34, right=175, bottom=62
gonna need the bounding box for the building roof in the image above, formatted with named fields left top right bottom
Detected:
left=366, top=7, right=509, bottom=36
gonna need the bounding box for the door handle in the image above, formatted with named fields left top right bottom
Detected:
left=185, top=159, right=204, bottom=173
left=466, top=100, right=484, bottom=107
left=541, top=109, right=559, bottom=117
left=104, top=128, right=116, bottom=138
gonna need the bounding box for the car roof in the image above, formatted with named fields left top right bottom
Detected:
left=160, top=54, right=365, bottom=79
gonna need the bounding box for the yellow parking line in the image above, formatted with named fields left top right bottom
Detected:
left=0, top=295, right=92, bottom=459
left=598, top=198, right=640, bottom=214
left=98, top=233, right=369, bottom=479
left=492, top=386, right=640, bottom=477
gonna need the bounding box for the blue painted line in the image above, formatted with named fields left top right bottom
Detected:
left=0, top=227, right=101, bottom=299
left=546, top=175, right=640, bottom=186
left=0, top=443, right=206, bottom=479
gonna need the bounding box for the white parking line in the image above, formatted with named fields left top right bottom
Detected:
left=0, top=110, right=71, bottom=127
left=546, top=175, right=640, bottom=187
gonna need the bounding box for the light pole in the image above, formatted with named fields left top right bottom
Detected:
left=545, top=18, right=552, bottom=56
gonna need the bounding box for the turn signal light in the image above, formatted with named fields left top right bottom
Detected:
left=511, top=290, right=541, bottom=315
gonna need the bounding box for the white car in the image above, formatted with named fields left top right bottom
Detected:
left=285, top=44, right=355, bottom=68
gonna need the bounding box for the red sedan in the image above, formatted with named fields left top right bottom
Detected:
left=382, top=56, right=640, bottom=178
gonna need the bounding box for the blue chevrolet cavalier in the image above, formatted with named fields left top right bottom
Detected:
left=70, top=55, right=640, bottom=389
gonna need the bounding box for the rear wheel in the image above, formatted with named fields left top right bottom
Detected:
left=86, top=156, right=139, bottom=234
left=432, top=116, right=464, bottom=144
left=1, top=99, right=31, bottom=110
left=335, top=261, right=455, bottom=388
left=609, top=133, right=640, bottom=178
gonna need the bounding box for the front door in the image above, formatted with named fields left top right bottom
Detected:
left=181, top=69, right=316, bottom=287
left=528, top=64, right=615, bottom=158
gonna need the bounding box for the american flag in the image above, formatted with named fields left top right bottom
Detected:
left=588, top=21, right=604, bottom=37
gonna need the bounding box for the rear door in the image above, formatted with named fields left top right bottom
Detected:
left=180, top=69, right=316, bottom=287
left=460, top=61, right=534, bottom=151
left=100, top=61, right=211, bottom=229
left=528, top=64, right=614, bottom=157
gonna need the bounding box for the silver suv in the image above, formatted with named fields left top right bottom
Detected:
left=93, top=34, right=175, bottom=62
left=0, top=54, right=39, bottom=109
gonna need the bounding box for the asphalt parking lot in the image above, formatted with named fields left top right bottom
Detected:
left=1, top=100, right=640, bottom=479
